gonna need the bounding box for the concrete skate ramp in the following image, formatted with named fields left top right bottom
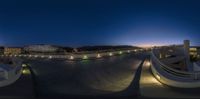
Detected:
left=28, top=54, right=143, bottom=96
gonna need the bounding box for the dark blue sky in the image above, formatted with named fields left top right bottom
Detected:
left=0, top=0, right=199, bottom=47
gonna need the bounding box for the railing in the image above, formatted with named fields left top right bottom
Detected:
left=151, top=49, right=200, bottom=81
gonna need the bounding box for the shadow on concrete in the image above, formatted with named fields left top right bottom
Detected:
left=33, top=57, right=146, bottom=99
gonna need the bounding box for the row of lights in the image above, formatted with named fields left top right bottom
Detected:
left=0, top=50, right=140, bottom=60
left=69, top=51, right=127, bottom=60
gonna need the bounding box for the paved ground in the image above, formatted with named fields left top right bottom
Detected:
left=27, top=53, right=145, bottom=97
left=0, top=69, right=35, bottom=99
left=2, top=52, right=200, bottom=99
left=140, top=57, right=200, bottom=98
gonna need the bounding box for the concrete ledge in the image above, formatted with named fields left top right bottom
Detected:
left=0, top=59, right=23, bottom=87
left=151, top=62, right=200, bottom=88
left=0, top=67, right=22, bottom=87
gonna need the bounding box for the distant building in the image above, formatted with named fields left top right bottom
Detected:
left=24, top=44, right=59, bottom=53
left=0, top=47, right=4, bottom=55
left=24, top=44, right=65, bottom=54
left=4, top=47, right=22, bottom=55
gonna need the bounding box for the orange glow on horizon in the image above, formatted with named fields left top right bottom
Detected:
left=137, top=44, right=155, bottom=48
left=136, top=42, right=170, bottom=48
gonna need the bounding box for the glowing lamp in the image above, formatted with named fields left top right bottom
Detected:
left=109, top=53, right=113, bottom=56
left=34, top=55, right=38, bottom=58
left=83, top=55, right=88, bottom=59
left=22, top=69, right=30, bottom=75
left=156, top=74, right=161, bottom=80
left=97, top=54, right=101, bottom=58
left=22, top=64, right=27, bottom=68
left=146, top=61, right=151, bottom=66
left=70, top=56, right=74, bottom=60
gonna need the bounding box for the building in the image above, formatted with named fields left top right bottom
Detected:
left=24, top=44, right=65, bottom=54
left=4, top=47, right=22, bottom=55
left=190, top=46, right=200, bottom=56
left=0, top=47, right=4, bottom=55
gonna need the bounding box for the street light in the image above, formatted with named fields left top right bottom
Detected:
left=34, top=55, right=38, bottom=58
left=146, top=61, right=151, bottom=67
left=22, top=64, right=27, bottom=68
left=22, top=68, right=30, bottom=75
left=83, top=55, right=88, bottom=59
left=97, top=54, right=101, bottom=58
left=109, top=52, right=113, bottom=56
left=70, top=56, right=74, bottom=60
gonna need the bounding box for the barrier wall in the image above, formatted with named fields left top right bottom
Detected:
left=151, top=49, right=200, bottom=88
left=0, top=58, right=22, bottom=87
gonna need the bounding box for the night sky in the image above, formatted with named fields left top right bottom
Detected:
left=0, top=0, right=199, bottom=47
